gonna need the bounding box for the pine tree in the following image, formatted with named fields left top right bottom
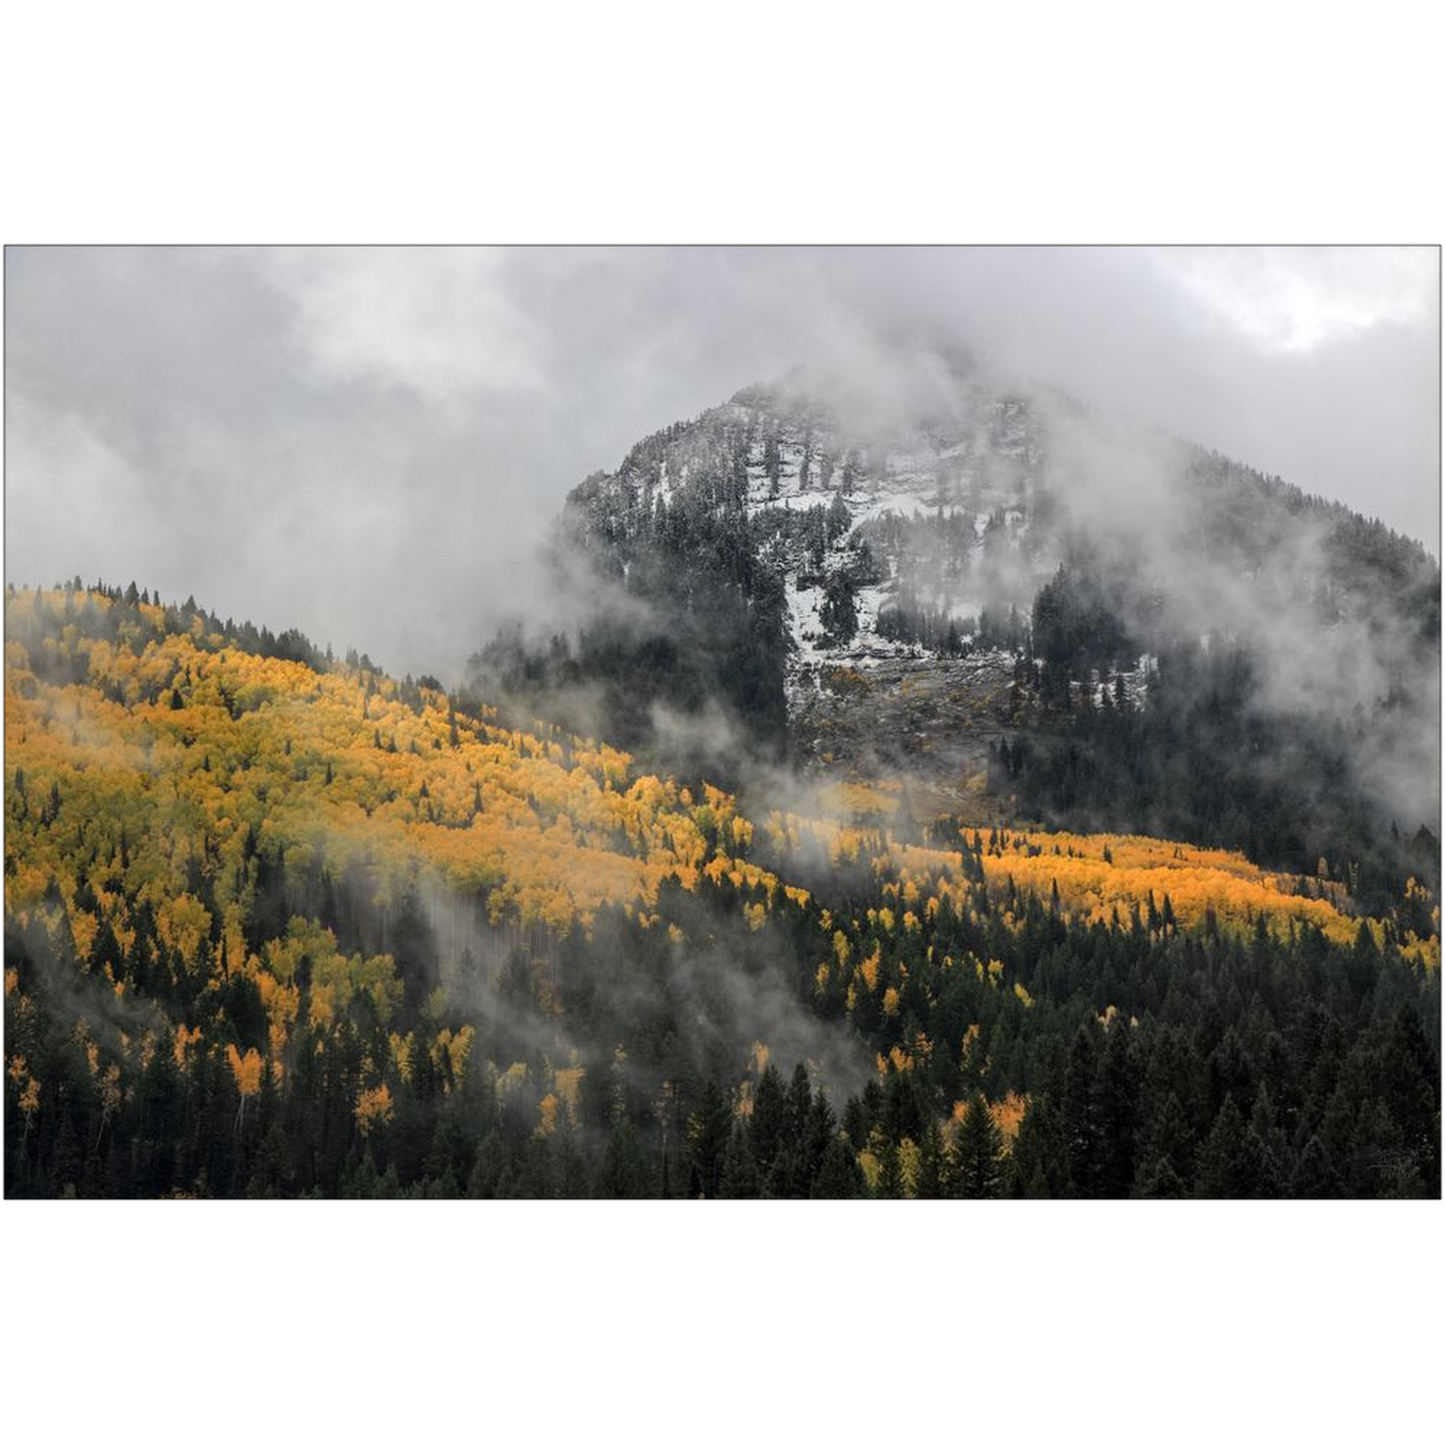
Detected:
left=812, top=1134, right=863, bottom=1198
left=1094, top=1022, right=1141, bottom=1196
left=1245, top=1085, right=1289, bottom=1197
left=1136, top=1155, right=1189, bottom=1198
left=1291, top=1134, right=1343, bottom=1198
left=1061, top=1026, right=1102, bottom=1196
left=750, top=1065, right=788, bottom=1184
left=1134, top=1091, right=1196, bottom=1195
left=916, top=1119, right=946, bottom=1199
left=951, top=1092, right=1002, bottom=1199
left=467, top=1130, right=510, bottom=1199
left=1381, top=1005, right=1440, bottom=1196
left=1006, top=1095, right=1065, bottom=1198
left=596, top=1118, right=646, bottom=1199
left=763, top=432, right=782, bottom=496
left=876, top=1134, right=905, bottom=1199
left=686, top=1080, right=733, bottom=1199
left=767, top=1064, right=814, bottom=1198
left=719, top=1122, right=761, bottom=1198
left=803, top=1090, right=838, bottom=1189
left=1195, top=1097, right=1252, bottom=1198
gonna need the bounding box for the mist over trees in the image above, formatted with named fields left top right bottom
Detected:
left=474, top=376, right=1440, bottom=877
left=5, top=581, right=1439, bottom=1199
left=4, top=352, right=1440, bottom=1204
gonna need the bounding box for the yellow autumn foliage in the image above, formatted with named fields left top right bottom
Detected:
left=226, top=1044, right=263, bottom=1098
left=355, top=1083, right=394, bottom=1135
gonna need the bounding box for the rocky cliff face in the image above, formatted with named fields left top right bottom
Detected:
left=559, top=373, right=1163, bottom=783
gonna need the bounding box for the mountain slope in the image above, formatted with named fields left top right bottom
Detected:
left=479, top=367, right=1440, bottom=885
left=6, top=582, right=1440, bottom=1198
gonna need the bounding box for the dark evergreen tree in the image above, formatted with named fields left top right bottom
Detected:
left=686, top=1080, right=734, bottom=1200
left=951, top=1092, right=1003, bottom=1199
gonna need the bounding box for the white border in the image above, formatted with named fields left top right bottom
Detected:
left=2, top=3, right=1442, bottom=1442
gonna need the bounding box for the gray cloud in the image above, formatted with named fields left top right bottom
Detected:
left=5, top=245, right=1437, bottom=680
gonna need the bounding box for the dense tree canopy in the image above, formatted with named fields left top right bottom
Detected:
left=5, top=583, right=1438, bottom=1198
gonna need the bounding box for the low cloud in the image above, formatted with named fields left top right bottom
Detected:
left=5, top=246, right=1437, bottom=687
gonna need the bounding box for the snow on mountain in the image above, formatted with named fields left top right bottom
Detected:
left=538, top=363, right=1437, bottom=822
left=566, top=378, right=1061, bottom=734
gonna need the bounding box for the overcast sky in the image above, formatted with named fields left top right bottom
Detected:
left=5, top=245, right=1438, bottom=679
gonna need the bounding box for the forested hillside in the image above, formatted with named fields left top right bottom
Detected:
left=5, top=583, right=1440, bottom=1197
